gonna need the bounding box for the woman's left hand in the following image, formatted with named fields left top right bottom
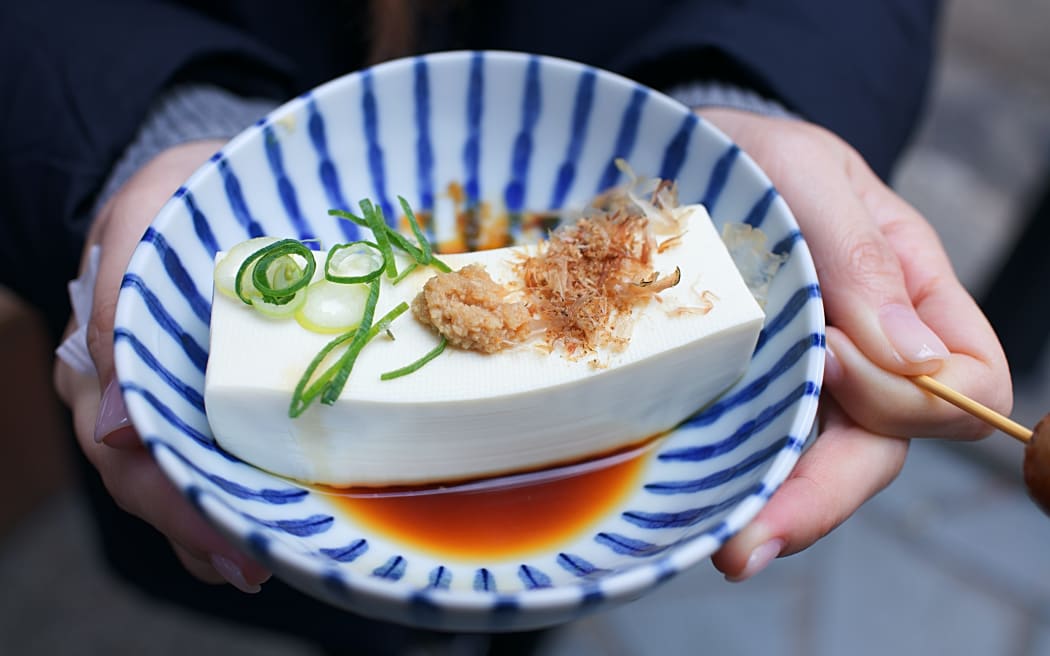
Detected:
left=698, top=108, right=1012, bottom=580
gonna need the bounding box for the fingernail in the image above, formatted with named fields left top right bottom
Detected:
left=209, top=554, right=262, bottom=594
left=878, top=304, right=949, bottom=364
left=726, top=538, right=785, bottom=582
left=94, top=378, right=131, bottom=443
left=823, top=339, right=843, bottom=384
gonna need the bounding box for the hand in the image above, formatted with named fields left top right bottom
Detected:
left=698, top=108, right=1012, bottom=580
left=53, top=140, right=272, bottom=593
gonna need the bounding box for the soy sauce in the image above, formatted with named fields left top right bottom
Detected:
left=320, top=443, right=655, bottom=560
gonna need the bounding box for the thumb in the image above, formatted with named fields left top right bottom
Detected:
left=86, top=196, right=158, bottom=446
left=798, top=160, right=948, bottom=375
left=86, top=139, right=227, bottom=444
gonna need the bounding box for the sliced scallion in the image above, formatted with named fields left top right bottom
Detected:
left=235, top=239, right=316, bottom=305
left=379, top=337, right=447, bottom=381
left=359, top=200, right=397, bottom=279
left=391, top=261, right=418, bottom=286
left=288, top=299, right=410, bottom=417
left=399, top=195, right=432, bottom=265
left=325, top=240, right=385, bottom=284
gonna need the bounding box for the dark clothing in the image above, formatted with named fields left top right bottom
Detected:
left=2, top=0, right=939, bottom=336
left=0, top=1, right=940, bottom=651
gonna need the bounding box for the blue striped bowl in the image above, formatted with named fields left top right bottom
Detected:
left=114, top=51, right=823, bottom=632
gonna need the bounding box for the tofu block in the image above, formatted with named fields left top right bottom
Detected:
left=204, top=205, right=765, bottom=486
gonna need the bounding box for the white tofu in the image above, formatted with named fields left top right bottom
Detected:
left=204, top=205, right=765, bottom=486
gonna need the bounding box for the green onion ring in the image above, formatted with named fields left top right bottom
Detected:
left=325, top=240, right=385, bottom=284
left=235, top=239, right=315, bottom=305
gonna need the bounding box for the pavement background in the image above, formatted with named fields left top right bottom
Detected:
left=3, top=1, right=1049, bottom=654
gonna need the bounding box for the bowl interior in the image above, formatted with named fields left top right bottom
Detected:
left=114, top=51, right=823, bottom=632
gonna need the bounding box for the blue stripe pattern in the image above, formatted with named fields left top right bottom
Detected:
left=321, top=539, right=369, bottom=563
left=120, top=275, right=208, bottom=372
left=518, top=565, right=552, bottom=589
left=414, top=58, right=436, bottom=216
left=595, top=533, right=671, bottom=558
left=556, top=553, right=609, bottom=578
left=474, top=568, right=496, bottom=592
left=218, top=159, right=264, bottom=237
left=361, top=70, right=393, bottom=222
left=373, top=556, right=406, bottom=581
left=744, top=187, right=779, bottom=227
left=429, top=566, right=452, bottom=589
left=463, top=52, right=484, bottom=203
left=114, top=52, right=823, bottom=626
left=252, top=514, right=333, bottom=537
left=141, top=228, right=211, bottom=325
left=597, top=87, right=647, bottom=192
left=659, top=113, right=697, bottom=182
left=645, top=440, right=790, bottom=495
left=264, top=124, right=316, bottom=242
left=307, top=96, right=358, bottom=241
left=114, top=328, right=204, bottom=412
left=151, top=441, right=307, bottom=504
left=180, top=190, right=221, bottom=255
left=700, top=145, right=739, bottom=214
left=504, top=56, right=541, bottom=214
left=550, top=69, right=595, bottom=209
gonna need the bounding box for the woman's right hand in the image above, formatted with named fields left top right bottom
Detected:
left=53, top=140, right=272, bottom=593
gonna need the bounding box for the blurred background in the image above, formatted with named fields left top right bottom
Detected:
left=2, top=0, right=1049, bottom=653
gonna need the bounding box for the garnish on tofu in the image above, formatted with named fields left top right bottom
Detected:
left=518, top=210, right=680, bottom=357
left=412, top=264, right=532, bottom=354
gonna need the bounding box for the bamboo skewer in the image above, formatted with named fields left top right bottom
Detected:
left=912, top=374, right=1033, bottom=443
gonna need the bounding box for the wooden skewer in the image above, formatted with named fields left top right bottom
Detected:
left=912, top=374, right=1033, bottom=443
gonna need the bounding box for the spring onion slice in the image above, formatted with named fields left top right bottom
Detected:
left=288, top=299, right=410, bottom=417
left=320, top=277, right=382, bottom=405
left=391, top=261, right=418, bottom=286
left=325, top=240, right=385, bottom=284
left=236, top=249, right=303, bottom=305
left=398, top=195, right=432, bottom=264
left=247, top=239, right=316, bottom=304
left=214, top=237, right=279, bottom=300
left=380, top=337, right=447, bottom=380
left=251, top=288, right=308, bottom=319
left=294, top=279, right=369, bottom=334
left=359, top=200, right=397, bottom=279
left=328, top=207, right=451, bottom=272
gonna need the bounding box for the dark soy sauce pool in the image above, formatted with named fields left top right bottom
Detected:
left=314, top=441, right=658, bottom=560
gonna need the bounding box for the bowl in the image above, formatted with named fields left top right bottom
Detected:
left=114, top=50, right=824, bottom=633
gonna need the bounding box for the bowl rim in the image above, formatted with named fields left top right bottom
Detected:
left=115, top=48, right=824, bottom=622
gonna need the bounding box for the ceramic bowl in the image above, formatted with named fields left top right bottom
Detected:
left=114, top=50, right=824, bottom=633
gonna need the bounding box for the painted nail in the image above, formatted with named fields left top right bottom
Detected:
left=726, top=538, right=785, bottom=582
left=878, top=304, right=949, bottom=365
left=823, top=339, right=843, bottom=384
left=94, top=378, right=131, bottom=443
left=209, top=554, right=262, bottom=594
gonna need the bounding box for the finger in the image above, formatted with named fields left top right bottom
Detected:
left=86, top=140, right=226, bottom=441
left=85, top=140, right=228, bottom=386
left=711, top=399, right=908, bottom=580
left=825, top=327, right=994, bottom=440
left=858, top=181, right=1013, bottom=419
left=170, top=542, right=269, bottom=594
left=62, top=362, right=271, bottom=590
left=95, top=443, right=272, bottom=590
left=170, top=541, right=227, bottom=585
left=788, top=154, right=949, bottom=376
left=699, top=109, right=949, bottom=376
